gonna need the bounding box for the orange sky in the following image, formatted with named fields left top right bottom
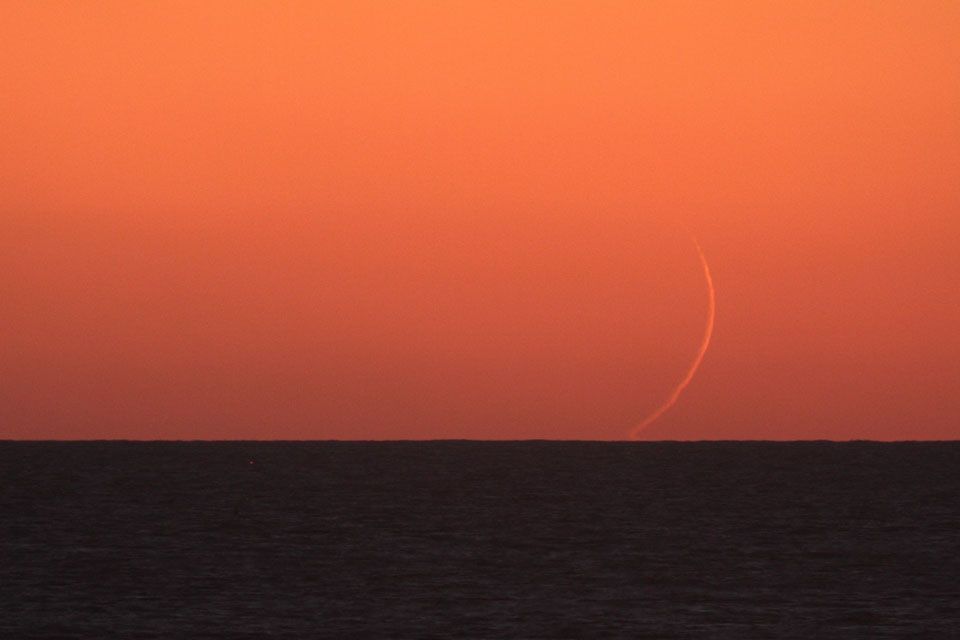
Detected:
left=2, top=1, right=958, bottom=440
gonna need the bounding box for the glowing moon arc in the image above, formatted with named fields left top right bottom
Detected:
left=629, top=239, right=715, bottom=439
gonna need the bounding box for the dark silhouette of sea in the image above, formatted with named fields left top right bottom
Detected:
left=1, top=441, right=957, bottom=638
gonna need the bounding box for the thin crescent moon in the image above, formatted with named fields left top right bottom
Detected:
left=629, top=238, right=716, bottom=439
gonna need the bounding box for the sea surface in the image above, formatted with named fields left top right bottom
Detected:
left=1, top=442, right=958, bottom=638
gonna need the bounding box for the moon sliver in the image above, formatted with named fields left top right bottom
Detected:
left=629, top=239, right=716, bottom=439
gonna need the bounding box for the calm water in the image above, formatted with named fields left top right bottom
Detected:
left=2, top=442, right=958, bottom=638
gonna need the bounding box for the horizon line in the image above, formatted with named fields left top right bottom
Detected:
left=2, top=438, right=957, bottom=444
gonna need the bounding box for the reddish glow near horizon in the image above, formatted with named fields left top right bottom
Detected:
left=1, top=2, right=958, bottom=440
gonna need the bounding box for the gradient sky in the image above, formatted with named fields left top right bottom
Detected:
left=2, top=1, right=958, bottom=440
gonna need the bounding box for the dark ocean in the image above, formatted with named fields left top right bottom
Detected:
left=2, top=442, right=958, bottom=638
